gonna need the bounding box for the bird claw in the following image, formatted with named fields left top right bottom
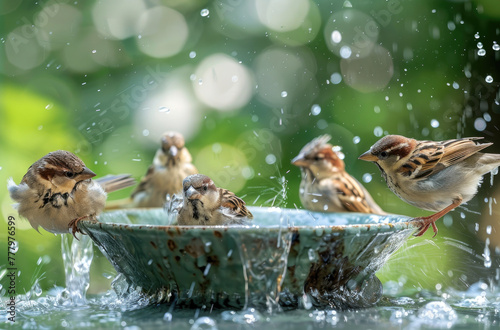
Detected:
left=68, top=215, right=91, bottom=239
left=411, top=217, right=438, bottom=237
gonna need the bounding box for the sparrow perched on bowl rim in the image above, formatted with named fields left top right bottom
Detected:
left=292, top=135, right=385, bottom=215
left=177, top=174, right=253, bottom=226
left=107, top=131, right=198, bottom=209
left=8, top=150, right=135, bottom=237
left=359, top=134, right=500, bottom=237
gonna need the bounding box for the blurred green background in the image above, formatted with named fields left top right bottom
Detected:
left=1, top=0, right=499, bottom=297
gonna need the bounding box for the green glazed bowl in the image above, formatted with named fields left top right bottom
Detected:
left=79, top=207, right=415, bottom=309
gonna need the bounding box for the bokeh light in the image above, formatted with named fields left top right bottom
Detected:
left=324, top=9, right=379, bottom=59
left=255, top=0, right=310, bottom=32
left=340, top=44, right=393, bottom=93
left=92, top=0, right=146, bottom=40
left=136, top=6, right=188, bottom=58
left=192, top=54, right=254, bottom=111
left=194, top=143, right=248, bottom=193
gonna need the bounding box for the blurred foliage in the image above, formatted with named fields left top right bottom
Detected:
left=1, top=0, right=499, bottom=297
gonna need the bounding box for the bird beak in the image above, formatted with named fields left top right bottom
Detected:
left=358, top=150, right=378, bottom=162
left=79, top=167, right=96, bottom=180
left=185, top=186, right=201, bottom=200
left=168, top=146, right=178, bottom=157
left=291, top=154, right=308, bottom=167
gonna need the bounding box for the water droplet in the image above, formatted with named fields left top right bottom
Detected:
left=374, top=106, right=381, bottom=113
left=200, top=8, right=209, bottom=17
left=452, top=82, right=459, bottom=89
left=265, top=154, right=277, bottom=165
left=339, top=45, right=352, bottom=59
left=493, top=43, right=500, bottom=51
left=478, top=49, right=486, bottom=56
left=45, top=104, right=53, bottom=110
left=331, top=30, right=342, bottom=43
left=447, top=21, right=456, bottom=31
left=474, top=118, right=487, bottom=131
left=486, top=225, right=492, bottom=235
left=163, top=312, right=173, bottom=322
left=308, top=248, right=316, bottom=261
left=91, top=49, right=97, bottom=54
left=485, top=75, right=493, bottom=83
left=142, top=129, right=149, bottom=137
left=353, top=136, right=360, bottom=144
left=159, top=107, right=171, bottom=113
left=474, top=32, right=480, bottom=39
left=430, top=119, right=439, bottom=128
left=311, top=104, right=321, bottom=116
left=330, top=72, right=342, bottom=84
left=81, top=82, right=87, bottom=85
left=373, top=126, right=383, bottom=137
left=477, top=42, right=483, bottom=49
left=362, top=173, right=372, bottom=183
left=280, top=91, right=288, bottom=98
left=189, top=51, right=196, bottom=58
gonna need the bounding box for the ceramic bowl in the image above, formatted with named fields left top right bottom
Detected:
left=79, top=207, right=415, bottom=309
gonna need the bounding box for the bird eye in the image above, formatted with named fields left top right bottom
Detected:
left=65, top=171, right=75, bottom=178
left=203, top=186, right=208, bottom=191
left=314, top=156, right=323, bottom=161
left=379, top=151, right=388, bottom=159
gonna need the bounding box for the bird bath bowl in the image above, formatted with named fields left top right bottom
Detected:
left=79, top=207, right=416, bottom=310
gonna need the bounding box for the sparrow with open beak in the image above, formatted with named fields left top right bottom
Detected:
left=177, top=174, right=253, bottom=225
left=292, top=135, right=385, bottom=214
left=359, top=134, right=500, bottom=237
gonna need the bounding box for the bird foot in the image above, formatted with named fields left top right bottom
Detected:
left=411, top=217, right=439, bottom=237
left=68, top=215, right=93, bottom=239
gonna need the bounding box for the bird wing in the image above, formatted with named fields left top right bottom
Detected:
left=95, top=174, right=136, bottom=193
left=220, top=189, right=253, bottom=219
left=130, top=165, right=155, bottom=198
left=329, top=174, right=385, bottom=214
left=403, top=137, right=490, bottom=179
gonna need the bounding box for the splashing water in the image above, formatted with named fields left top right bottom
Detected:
left=60, top=234, right=93, bottom=305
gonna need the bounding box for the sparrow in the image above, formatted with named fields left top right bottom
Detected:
left=292, top=135, right=385, bottom=214
left=107, top=131, right=198, bottom=209
left=8, top=150, right=135, bottom=236
left=177, top=174, right=253, bottom=225
left=359, top=135, right=500, bottom=237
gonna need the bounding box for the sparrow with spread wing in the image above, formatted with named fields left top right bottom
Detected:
left=359, top=135, right=500, bottom=237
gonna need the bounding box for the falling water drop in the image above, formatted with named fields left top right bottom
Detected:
left=281, top=91, right=288, bottom=98
left=189, top=51, right=197, bottom=58
left=200, top=8, right=209, bottom=17
left=311, top=104, right=321, bottom=116
left=362, top=173, right=372, bottom=183
left=430, top=119, right=440, bottom=128
left=493, top=43, right=500, bottom=51
left=485, top=75, right=493, bottom=83
left=159, top=107, right=171, bottom=113
left=477, top=49, right=486, bottom=56
left=353, top=136, right=361, bottom=144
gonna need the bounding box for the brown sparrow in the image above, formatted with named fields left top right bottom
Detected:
left=292, top=135, right=385, bottom=214
left=359, top=135, right=500, bottom=237
left=8, top=150, right=135, bottom=236
left=108, top=131, right=198, bottom=209
left=177, top=174, right=253, bottom=225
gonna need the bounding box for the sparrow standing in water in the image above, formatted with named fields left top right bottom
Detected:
left=8, top=150, right=135, bottom=236
left=177, top=174, right=253, bottom=225
left=359, top=135, right=500, bottom=237
left=292, top=135, right=385, bottom=214
left=108, top=131, right=198, bottom=208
